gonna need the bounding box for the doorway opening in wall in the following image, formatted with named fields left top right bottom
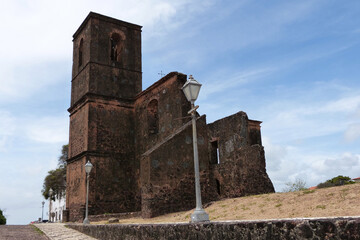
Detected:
left=216, top=179, right=221, bottom=195
left=210, top=140, right=220, bottom=164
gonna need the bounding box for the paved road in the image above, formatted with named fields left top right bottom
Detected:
left=0, top=225, right=49, bottom=240
left=35, top=223, right=97, bottom=240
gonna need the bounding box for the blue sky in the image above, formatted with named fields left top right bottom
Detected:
left=0, top=0, right=359, bottom=224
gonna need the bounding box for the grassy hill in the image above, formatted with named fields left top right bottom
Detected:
left=95, top=183, right=360, bottom=224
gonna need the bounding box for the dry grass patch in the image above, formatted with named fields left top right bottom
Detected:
left=93, top=183, right=360, bottom=224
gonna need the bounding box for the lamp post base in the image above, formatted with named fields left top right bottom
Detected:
left=191, top=209, right=210, bottom=223
left=83, top=218, right=90, bottom=224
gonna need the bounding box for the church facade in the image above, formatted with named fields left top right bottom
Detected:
left=65, top=12, right=274, bottom=222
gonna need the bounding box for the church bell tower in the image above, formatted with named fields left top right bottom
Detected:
left=66, top=12, right=142, bottom=222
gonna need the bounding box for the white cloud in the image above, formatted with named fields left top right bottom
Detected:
left=0, top=111, right=16, bottom=152
left=265, top=137, right=360, bottom=191
left=262, top=90, right=360, bottom=143
left=321, top=95, right=360, bottom=114
left=0, top=0, right=215, bottom=62
left=0, top=110, right=68, bottom=152
left=263, top=136, right=288, bottom=172
left=344, top=123, right=360, bottom=142
left=0, top=60, right=69, bottom=101
left=0, top=0, right=216, bottom=103
left=324, top=153, right=360, bottom=172
left=24, top=116, right=69, bottom=143
left=200, top=67, right=275, bottom=99
left=215, top=1, right=322, bottom=50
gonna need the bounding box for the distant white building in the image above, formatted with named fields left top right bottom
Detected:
left=49, top=193, right=66, bottom=222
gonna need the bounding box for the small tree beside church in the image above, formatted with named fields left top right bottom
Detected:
left=0, top=209, right=6, bottom=225
left=42, top=145, right=68, bottom=200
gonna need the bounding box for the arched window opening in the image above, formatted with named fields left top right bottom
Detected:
left=147, top=99, right=159, bottom=135
left=78, top=38, right=83, bottom=67
left=216, top=179, right=221, bottom=195
left=110, top=33, right=121, bottom=62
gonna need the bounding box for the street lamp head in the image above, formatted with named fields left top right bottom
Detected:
left=182, top=75, right=202, bottom=104
left=85, top=160, right=93, bottom=174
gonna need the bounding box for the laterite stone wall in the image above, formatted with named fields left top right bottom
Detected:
left=68, top=217, right=360, bottom=240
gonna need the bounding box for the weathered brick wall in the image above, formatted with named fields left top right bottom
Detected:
left=66, top=157, right=86, bottom=222
left=87, top=155, right=140, bottom=215
left=208, top=111, right=249, bottom=160
left=67, top=12, right=142, bottom=222
left=208, top=111, right=274, bottom=197
left=86, top=16, right=142, bottom=73
left=72, top=13, right=142, bottom=100
left=88, top=64, right=142, bottom=99
left=68, top=217, right=360, bottom=240
left=69, top=104, right=89, bottom=158
left=134, top=72, right=189, bottom=161
left=87, top=101, right=135, bottom=153
left=211, top=145, right=274, bottom=197
left=140, top=116, right=217, bottom=218
left=88, top=212, right=141, bottom=222
left=70, top=68, right=90, bottom=106
left=66, top=12, right=275, bottom=222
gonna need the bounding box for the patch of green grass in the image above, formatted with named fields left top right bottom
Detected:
left=327, top=193, right=335, bottom=197
left=302, top=189, right=315, bottom=194
left=316, top=205, right=326, bottom=209
left=241, top=206, right=250, bottom=211
left=30, top=225, right=45, bottom=235
left=220, top=204, right=227, bottom=208
left=275, top=203, right=282, bottom=208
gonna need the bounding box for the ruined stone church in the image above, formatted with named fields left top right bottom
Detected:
left=65, top=12, right=274, bottom=222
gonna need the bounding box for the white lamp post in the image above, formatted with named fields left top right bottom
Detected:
left=83, top=160, right=93, bottom=224
left=41, top=201, right=45, bottom=222
left=49, top=188, right=53, bottom=222
left=182, top=75, right=209, bottom=223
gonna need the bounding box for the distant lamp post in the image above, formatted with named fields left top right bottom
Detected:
left=182, top=75, right=209, bottom=223
left=49, top=188, right=53, bottom=222
left=41, top=201, right=45, bottom=222
left=83, top=160, right=93, bottom=224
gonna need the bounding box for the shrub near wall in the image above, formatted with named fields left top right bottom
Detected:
left=0, top=209, right=6, bottom=225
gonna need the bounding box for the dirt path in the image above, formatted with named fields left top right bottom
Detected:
left=0, top=225, right=49, bottom=240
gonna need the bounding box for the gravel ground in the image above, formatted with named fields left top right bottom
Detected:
left=0, top=225, right=49, bottom=240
